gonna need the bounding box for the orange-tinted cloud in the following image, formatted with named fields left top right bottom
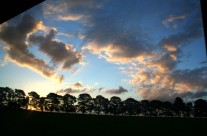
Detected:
left=69, top=82, right=84, bottom=89
left=0, top=14, right=82, bottom=83
left=0, top=15, right=63, bottom=83
left=162, top=14, right=186, bottom=27
left=83, top=39, right=156, bottom=64
left=58, top=14, right=83, bottom=21
left=129, top=65, right=207, bottom=101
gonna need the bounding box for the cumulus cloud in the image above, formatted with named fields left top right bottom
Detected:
left=130, top=66, right=207, bottom=101
left=127, top=1, right=205, bottom=101
left=81, top=0, right=160, bottom=64
left=171, top=67, right=207, bottom=91
left=57, top=87, right=86, bottom=94
left=0, top=14, right=64, bottom=83
left=139, top=89, right=207, bottom=102
left=84, top=25, right=156, bottom=64
left=83, top=31, right=156, bottom=64
left=105, top=86, right=128, bottom=94
left=43, top=0, right=158, bottom=64
left=57, top=82, right=92, bottom=94
left=29, top=29, right=82, bottom=70
left=0, top=14, right=82, bottom=83
left=69, top=82, right=84, bottom=89
left=81, top=0, right=206, bottom=101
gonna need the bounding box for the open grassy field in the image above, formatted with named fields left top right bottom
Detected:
left=0, top=110, right=206, bottom=135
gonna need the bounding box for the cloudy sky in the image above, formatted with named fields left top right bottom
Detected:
left=0, top=0, right=206, bottom=102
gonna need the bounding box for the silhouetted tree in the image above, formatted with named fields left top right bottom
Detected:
left=28, top=91, right=40, bottom=110
left=22, top=96, right=29, bottom=110
left=2, top=85, right=207, bottom=118
left=46, top=93, right=61, bottom=112
left=194, top=99, right=207, bottom=117
left=109, top=96, right=121, bottom=116
left=94, top=95, right=107, bottom=115
left=1, top=87, right=15, bottom=109
left=184, top=102, right=193, bottom=117
left=62, top=94, right=76, bottom=112
left=13, top=89, right=26, bottom=109
left=140, top=100, right=150, bottom=116
left=124, top=98, right=139, bottom=116
left=149, top=100, right=162, bottom=117
left=88, top=99, right=95, bottom=114
left=102, top=98, right=110, bottom=115
left=0, top=87, right=8, bottom=108
left=173, top=97, right=185, bottom=117
left=77, top=93, right=93, bottom=114
left=39, top=97, right=46, bottom=112
left=162, top=101, right=173, bottom=117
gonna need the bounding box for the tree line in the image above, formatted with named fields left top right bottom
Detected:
left=0, top=86, right=207, bottom=117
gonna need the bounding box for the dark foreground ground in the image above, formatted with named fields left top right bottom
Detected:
left=0, top=110, right=206, bottom=136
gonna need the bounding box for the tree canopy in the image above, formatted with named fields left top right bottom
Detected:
left=0, top=86, right=207, bottom=118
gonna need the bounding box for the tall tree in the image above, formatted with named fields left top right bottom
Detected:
left=39, top=97, right=46, bottom=112
left=109, top=96, right=122, bottom=116
left=149, top=100, right=162, bottom=117
left=0, top=87, right=7, bottom=108
left=173, top=97, right=185, bottom=117
left=124, top=98, right=139, bottom=116
left=140, top=100, right=150, bottom=116
left=94, top=95, right=108, bottom=115
left=62, top=94, right=76, bottom=112
left=102, top=98, right=110, bottom=115
left=184, top=102, right=193, bottom=117
left=46, top=93, right=61, bottom=112
left=14, top=89, right=26, bottom=109
left=77, top=93, right=93, bottom=114
left=194, top=99, right=207, bottom=117
left=28, top=91, right=40, bottom=110
left=162, top=101, right=173, bottom=117
left=2, top=87, right=15, bottom=109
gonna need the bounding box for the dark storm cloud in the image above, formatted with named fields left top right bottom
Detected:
left=0, top=14, right=63, bottom=82
left=29, top=29, right=82, bottom=70
left=105, top=86, right=128, bottom=94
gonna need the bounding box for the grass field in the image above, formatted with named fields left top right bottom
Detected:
left=0, top=110, right=206, bottom=135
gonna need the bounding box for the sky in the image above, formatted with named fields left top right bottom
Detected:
left=0, top=0, right=207, bottom=102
